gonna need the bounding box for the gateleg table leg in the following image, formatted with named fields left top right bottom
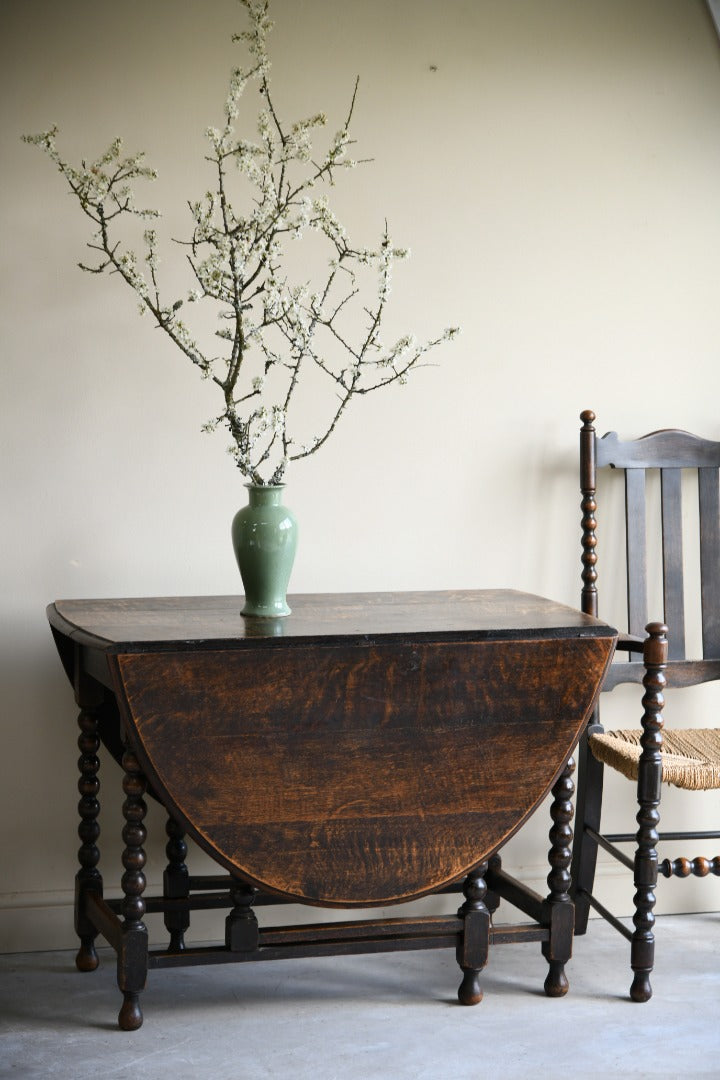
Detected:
left=164, top=815, right=189, bottom=951
left=74, top=679, right=104, bottom=974
left=485, top=854, right=502, bottom=916
left=542, top=755, right=576, bottom=997
left=456, top=863, right=490, bottom=1005
left=225, top=878, right=259, bottom=953
left=117, top=741, right=148, bottom=1031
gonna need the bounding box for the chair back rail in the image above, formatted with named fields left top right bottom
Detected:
left=595, top=428, right=720, bottom=469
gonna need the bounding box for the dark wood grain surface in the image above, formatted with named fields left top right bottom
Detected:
left=50, top=590, right=616, bottom=908
left=50, top=589, right=618, bottom=1023
left=112, top=634, right=614, bottom=906
left=48, top=589, right=612, bottom=650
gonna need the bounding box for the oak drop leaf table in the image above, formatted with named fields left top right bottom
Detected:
left=47, top=590, right=616, bottom=1030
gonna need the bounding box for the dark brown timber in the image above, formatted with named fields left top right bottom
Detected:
left=48, top=589, right=615, bottom=1027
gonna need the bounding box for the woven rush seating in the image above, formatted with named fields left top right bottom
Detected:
left=589, top=727, right=720, bottom=790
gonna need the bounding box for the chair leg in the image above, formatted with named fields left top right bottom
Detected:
left=629, top=623, right=667, bottom=1003
left=570, top=717, right=605, bottom=934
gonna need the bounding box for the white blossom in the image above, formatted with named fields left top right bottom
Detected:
left=23, top=0, right=459, bottom=486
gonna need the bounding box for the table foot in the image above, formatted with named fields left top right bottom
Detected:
left=75, top=940, right=99, bottom=972
left=458, top=968, right=483, bottom=1005
left=544, top=960, right=569, bottom=998
left=118, top=992, right=143, bottom=1031
left=630, top=973, right=652, bottom=1002
left=167, top=931, right=186, bottom=953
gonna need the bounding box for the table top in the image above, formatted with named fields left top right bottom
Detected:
left=48, top=589, right=614, bottom=652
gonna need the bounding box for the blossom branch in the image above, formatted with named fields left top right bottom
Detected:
left=23, top=0, right=459, bottom=485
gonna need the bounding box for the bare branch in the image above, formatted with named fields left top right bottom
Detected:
left=22, top=2, right=458, bottom=486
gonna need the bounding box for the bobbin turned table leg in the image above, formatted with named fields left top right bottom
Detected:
left=485, top=854, right=502, bottom=917
left=456, top=863, right=490, bottom=1005
left=117, top=742, right=149, bottom=1031
left=74, top=676, right=104, bottom=974
left=163, top=815, right=189, bottom=951
left=542, top=756, right=576, bottom=997
left=225, top=878, right=259, bottom=953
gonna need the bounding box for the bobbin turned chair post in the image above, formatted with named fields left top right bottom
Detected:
left=570, top=410, right=720, bottom=1002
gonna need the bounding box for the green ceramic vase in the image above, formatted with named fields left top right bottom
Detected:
left=232, top=485, right=298, bottom=617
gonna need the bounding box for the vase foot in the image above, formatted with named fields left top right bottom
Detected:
left=241, top=603, right=292, bottom=618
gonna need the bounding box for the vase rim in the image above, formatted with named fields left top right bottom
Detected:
left=244, top=482, right=286, bottom=490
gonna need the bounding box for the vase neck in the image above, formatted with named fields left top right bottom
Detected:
left=246, top=484, right=285, bottom=507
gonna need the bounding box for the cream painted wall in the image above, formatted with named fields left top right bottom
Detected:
left=2, top=0, right=720, bottom=954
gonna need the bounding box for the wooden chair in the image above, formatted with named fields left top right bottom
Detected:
left=570, top=409, right=720, bottom=1001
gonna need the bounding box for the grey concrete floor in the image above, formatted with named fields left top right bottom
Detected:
left=1, top=914, right=718, bottom=1080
